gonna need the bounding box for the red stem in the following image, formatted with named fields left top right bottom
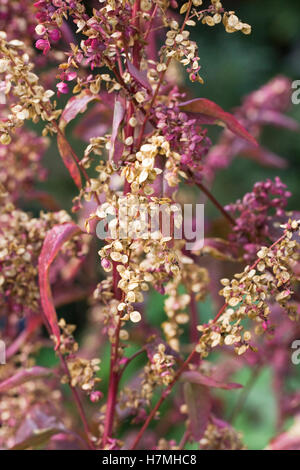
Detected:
left=189, top=292, right=199, bottom=343
left=101, top=265, right=122, bottom=447
left=211, top=231, right=288, bottom=325
left=196, top=181, right=235, bottom=226
left=130, top=348, right=197, bottom=450
left=101, top=349, right=120, bottom=447
left=58, top=352, right=96, bottom=450
left=178, top=430, right=191, bottom=450
left=136, top=0, right=193, bottom=149
left=36, top=302, right=95, bottom=449
left=102, top=2, right=142, bottom=447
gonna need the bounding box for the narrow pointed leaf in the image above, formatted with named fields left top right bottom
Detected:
left=57, top=133, right=82, bottom=188
left=109, top=97, right=125, bottom=162
left=59, top=89, right=100, bottom=131
left=180, top=98, right=258, bottom=146
left=57, top=90, right=99, bottom=188
left=182, top=370, right=242, bottom=390
left=12, top=405, right=66, bottom=450
left=257, top=110, right=300, bottom=131
left=242, top=145, right=287, bottom=168
left=127, top=60, right=152, bottom=93
left=0, top=367, right=52, bottom=393
left=184, top=382, right=211, bottom=440
left=38, top=223, right=81, bottom=348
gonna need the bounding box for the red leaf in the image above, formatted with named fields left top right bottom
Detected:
left=26, top=190, right=61, bottom=211
left=242, top=145, right=288, bottom=169
left=57, top=90, right=99, bottom=188
left=57, top=133, right=82, bottom=189
left=109, top=96, right=125, bottom=162
left=12, top=405, right=66, bottom=450
left=182, top=370, right=242, bottom=390
left=127, top=60, right=152, bottom=93
left=74, top=100, right=113, bottom=142
left=180, top=98, right=258, bottom=146
left=183, top=382, right=211, bottom=440
left=0, top=367, right=52, bottom=393
left=257, top=110, right=300, bottom=131
left=38, top=223, right=81, bottom=348
left=59, top=89, right=99, bottom=131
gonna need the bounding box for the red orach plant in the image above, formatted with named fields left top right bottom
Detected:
left=0, top=0, right=299, bottom=450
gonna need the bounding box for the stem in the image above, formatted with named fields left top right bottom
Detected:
left=6, top=328, right=35, bottom=360
left=130, top=347, right=197, bottom=450
left=144, top=4, right=159, bottom=42
left=178, top=430, right=191, bottom=450
left=189, top=292, right=199, bottom=343
left=58, top=351, right=96, bottom=450
left=136, top=0, right=193, bottom=149
left=102, top=2, right=142, bottom=447
left=120, top=348, right=147, bottom=376
left=196, top=181, right=235, bottom=226
left=212, top=303, right=227, bottom=324
left=35, top=306, right=95, bottom=450
left=101, top=350, right=120, bottom=447
left=101, top=273, right=122, bottom=447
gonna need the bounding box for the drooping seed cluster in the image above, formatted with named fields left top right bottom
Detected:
left=196, top=220, right=300, bottom=357
left=58, top=318, right=101, bottom=397
left=0, top=31, right=60, bottom=144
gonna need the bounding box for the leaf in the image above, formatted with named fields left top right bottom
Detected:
left=57, top=90, right=99, bottom=188
left=47, top=433, right=88, bottom=450
left=256, top=110, right=300, bottom=131
left=241, top=145, right=287, bottom=169
left=0, top=367, right=52, bottom=393
left=127, top=60, right=152, bottom=93
left=38, top=223, right=81, bottom=348
left=109, top=96, right=125, bottom=162
left=179, top=98, right=258, bottom=146
left=74, top=99, right=113, bottom=142
left=12, top=405, right=66, bottom=450
left=182, top=370, right=242, bottom=390
left=26, top=190, right=61, bottom=211
left=183, top=382, right=211, bottom=440
left=59, top=89, right=100, bottom=131
left=57, top=133, right=82, bottom=189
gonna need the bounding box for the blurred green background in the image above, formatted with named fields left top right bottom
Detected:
left=35, top=0, right=300, bottom=449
